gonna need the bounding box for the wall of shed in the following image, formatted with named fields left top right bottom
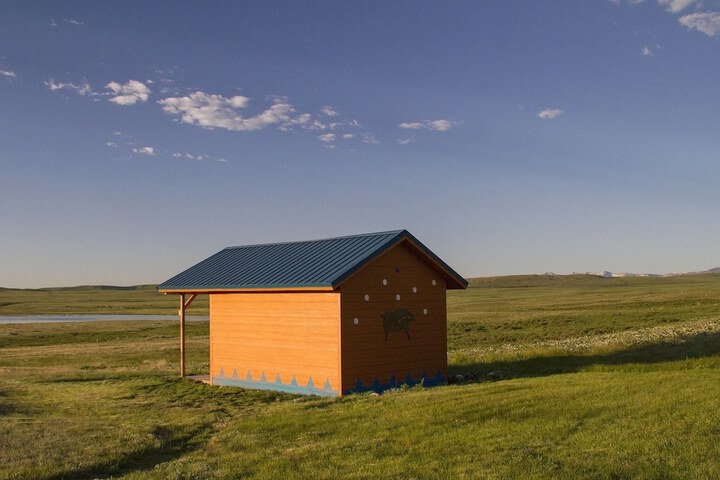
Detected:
left=210, top=292, right=341, bottom=396
left=339, top=242, right=448, bottom=394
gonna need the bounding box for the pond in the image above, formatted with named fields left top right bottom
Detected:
left=0, top=315, right=209, bottom=324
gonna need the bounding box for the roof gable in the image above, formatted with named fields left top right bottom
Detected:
left=157, top=230, right=467, bottom=292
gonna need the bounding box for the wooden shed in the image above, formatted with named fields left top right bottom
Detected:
left=157, top=230, right=467, bottom=397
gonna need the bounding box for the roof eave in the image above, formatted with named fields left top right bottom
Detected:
left=157, top=284, right=336, bottom=294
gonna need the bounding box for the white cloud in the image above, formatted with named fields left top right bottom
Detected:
left=398, top=138, right=414, bottom=145
left=159, top=91, right=295, bottom=131
left=679, top=12, right=720, bottom=36
left=105, top=142, right=117, bottom=148
left=63, top=18, right=85, bottom=26
left=279, top=112, right=328, bottom=132
left=132, top=146, right=156, bottom=156
left=658, top=0, right=697, bottom=13
left=106, top=80, right=151, bottom=105
left=341, top=134, right=355, bottom=139
left=44, top=80, right=92, bottom=96
left=398, top=122, right=424, bottom=130
left=0, top=70, right=16, bottom=78
left=538, top=108, right=564, bottom=119
left=398, top=119, right=458, bottom=131
left=318, top=133, right=336, bottom=143
left=321, top=106, right=339, bottom=117
left=429, top=119, right=455, bottom=131
left=641, top=46, right=654, bottom=55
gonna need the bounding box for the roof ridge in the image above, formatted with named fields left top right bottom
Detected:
left=223, top=230, right=406, bottom=250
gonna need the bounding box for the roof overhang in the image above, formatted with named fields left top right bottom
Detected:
left=158, top=285, right=337, bottom=294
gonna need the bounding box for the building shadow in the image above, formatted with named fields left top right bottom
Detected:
left=448, top=329, right=720, bottom=384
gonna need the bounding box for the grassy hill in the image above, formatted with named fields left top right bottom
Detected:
left=1, top=274, right=719, bottom=478
left=0, top=284, right=208, bottom=315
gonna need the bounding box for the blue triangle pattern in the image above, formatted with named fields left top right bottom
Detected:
left=372, top=376, right=382, bottom=392
left=344, top=369, right=447, bottom=395
left=211, top=370, right=337, bottom=397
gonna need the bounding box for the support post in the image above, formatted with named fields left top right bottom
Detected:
left=178, top=293, right=197, bottom=379
left=179, top=293, right=186, bottom=378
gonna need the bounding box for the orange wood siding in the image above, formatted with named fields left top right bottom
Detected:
left=339, top=242, right=448, bottom=393
left=210, top=292, right=341, bottom=395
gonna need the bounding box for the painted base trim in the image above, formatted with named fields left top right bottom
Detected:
left=345, top=370, right=446, bottom=395
left=213, top=368, right=338, bottom=397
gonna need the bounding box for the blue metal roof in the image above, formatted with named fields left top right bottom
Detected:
left=157, top=230, right=467, bottom=292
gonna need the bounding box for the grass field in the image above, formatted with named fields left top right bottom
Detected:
left=1, top=274, right=720, bottom=479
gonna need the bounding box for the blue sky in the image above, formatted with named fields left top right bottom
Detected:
left=1, top=1, right=719, bottom=288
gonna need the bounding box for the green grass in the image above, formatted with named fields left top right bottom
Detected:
left=1, top=274, right=720, bottom=479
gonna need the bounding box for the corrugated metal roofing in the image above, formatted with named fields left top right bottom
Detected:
left=157, top=230, right=468, bottom=292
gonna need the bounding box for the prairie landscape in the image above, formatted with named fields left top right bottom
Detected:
left=1, top=274, right=720, bottom=479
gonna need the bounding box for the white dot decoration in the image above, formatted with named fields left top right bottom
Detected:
left=432, top=279, right=437, bottom=286
left=353, top=317, right=359, bottom=325
left=364, top=294, right=370, bottom=301
left=412, top=286, right=417, bottom=293
left=382, top=279, right=388, bottom=286
left=396, top=294, right=401, bottom=301
left=423, top=308, right=428, bottom=315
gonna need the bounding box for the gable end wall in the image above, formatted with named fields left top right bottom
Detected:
left=339, top=242, right=448, bottom=394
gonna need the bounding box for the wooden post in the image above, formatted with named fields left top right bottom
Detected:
left=178, top=293, right=197, bottom=379
left=179, top=293, right=186, bottom=378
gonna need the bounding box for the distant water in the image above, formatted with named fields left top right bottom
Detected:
left=0, top=314, right=209, bottom=324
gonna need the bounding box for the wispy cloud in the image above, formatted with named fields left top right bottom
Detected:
left=0, top=70, right=16, bottom=78
left=44, top=80, right=93, bottom=96
left=641, top=46, right=654, bottom=56
left=321, top=106, right=339, bottom=117
left=679, top=12, right=720, bottom=36
left=318, top=133, right=336, bottom=143
left=51, top=18, right=86, bottom=27
left=658, top=0, right=697, bottom=13
left=132, top=146, right=156, bottom=156
left=172, top=152, right=226, bottom=163
left=398, top=119, right=458, bottom=132
left=398, top=138, right=414, bottom=145
left=538, top=108, right=564, bottom=120
left=159, top=91, right=294, bottom=131
left=64, top=18, right=85, bottom=26
left=360, top=133, right=380, bottom=144
left=106, top=80, right=151, bottom=105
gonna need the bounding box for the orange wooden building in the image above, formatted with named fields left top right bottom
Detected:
left=157, top=230, right=467, bottom=397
